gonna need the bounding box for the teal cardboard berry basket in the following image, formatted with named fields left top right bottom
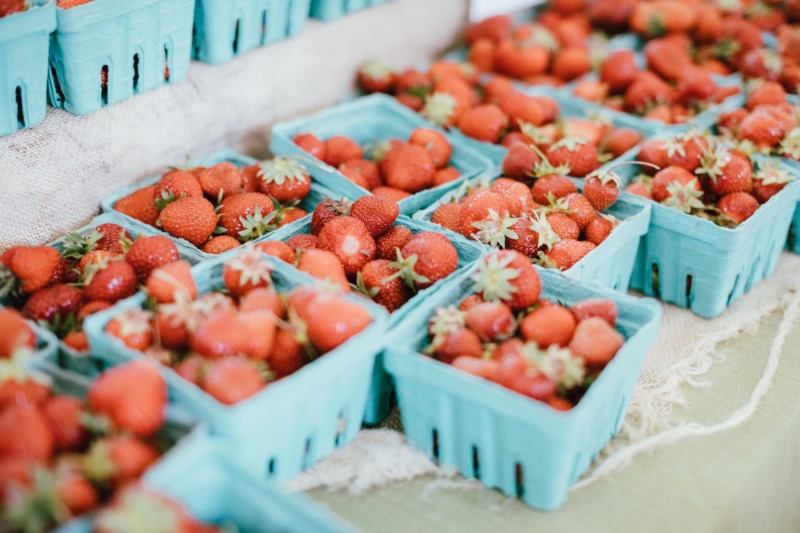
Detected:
left=261, top=213, right=486, bottom=424
left=0, top=1, right=56, bottom=137
left=83, top=253, right=388, bottom=485
left=382, top=265, right=662, bottom=511
left=614, top=152, right=800, bottom=318
left=309, top=0, right=392, bottom=21
left=101, top=149, right=345, bottom=263
left=193, top=0, right=310, bottom=65
left=47, top=0, right=194, bottom=116
left=270, top=93, right=494, bottom=216
left=414, top=169, right=653, bottom=293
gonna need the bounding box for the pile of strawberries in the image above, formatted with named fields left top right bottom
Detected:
left=357, top=58, right=644, bottom=165
left=427, top=142, right=630, bottom=271
left=625, top=131, right=795, bottom=225
left=426, top=250, right=625, bottom=410
left=717, top=80, right=800, bottom=160
left=573, top=40, right=740, bottom=124
left=293, top=127, right=461, bottom=202
left=104, top=249, right=373, bottom=405
left=257, top=195, right=460, bottom=313
left=1, top=0, right=95, bottom=16
left=0, top=354, right=177, bottom=531
left=113, top=157, right=311, bottom=254
left=1, top=222, right=182, bottom=353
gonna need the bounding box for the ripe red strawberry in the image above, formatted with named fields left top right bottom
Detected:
left=349, top=196, right=399, bottom=237
left=740, top=48, right=783, bottom=82
left=380, top=143, right=435, bottom=193
left=201, top=235, right=241, bottom=255
left=293, top=133, right=327, bottom=161
left=158, top=196, right=217, bottom=247
left=77, top=250, right=118, bottom=275
left=569, top=316, right=624, bottom=367
left=21, top=284, right=83, bottom=324
left=545, top=239, right=595, bottom=270
left=637, top=138, right=669, bottom=172
left=114, top=185, right=160, bottom=226
left=63, top=331, right=89, bottom=352
left=222, top=248, right=273, bottom=297
left=737, top=108, right=784, bottom=149
left=239, top=287, right=283, bottom=317
left=408, top=128, right=452, bottom=169
left=257, top=157, right=311, bottom=203
left=254, top=240, right=295, bottom=263
left=502, top=143, right=541, bottom=181
left=702, top=151, right=753, bottom=196
left=431, top=202, right=462, bottom=233
left=752, top=162, right=794, bottom=203
left=104, top=308, right=152, bottom=350
left=393, top=232, right=458, bottom=290
left=358, top=259, right=413, bottom=313
left=43, top=395, right=87, bottom=452
left=310, top=197, right=352, bottom=236
left=277, top=207, right=308, bottom=227
left=570, top=298, right=618, bottom=326
left=433, top=167, right=461, bottom=187
left=433, top=327, right=484, bottom=365
left=83, top=257, right=137, bottom=303
left=239, top=310, right=276, bottom=361
left=285, top=234, right=318, bottom=253
left=465, top=301, right=515, bottom=342
left=545, top=212, right=580, bottom=241
left=291, top=290, right=372, bottom=354
left=340, top=159, right=381, bottom=190
left=495, top=42, right=550, bottom=80
left=585, top=216, right=615, bottom=245
left=358, top=60, right=395, bottom=93
left=240, top=164, right=260, bottom=193
left=0, top=308, right=36, bottom=357
left=457, top=190, right=509, bottom=239
left=520, top=305, right=577, bottom=348
left=718, top=192, right=760, bottom=224
left=0, top=406, right=54, bottom=463
left=624, top=71, right=676, bottom=112
left=372, top=186, right=412, bottom=202
left=296, top=249, right=350, bottom=292
left=193, top=162, right=244, bottom=201
left=599, top=50, right=640, bottom=93
left=146, top=260, right=196, bottom=304
left=490, top=178, right=534, bottom=217
left=457, top=105, right=508, bottom=143
left=583, top=170, right=622, bottom=211
left=83, top=435, right=160, bottom=487
left=2, top=246, right=61, bottom=295
left=125, top=235, right=179, bottom=283
left=651, top=165, right=703, bottom=206
left=92, top=223, right=131, bottom=255
left=473, top=251, right=541, bottom=311
left=189, top=308, right=245, bottom=358
left=268, top=328, right=307, bottom=378
left=0, top=0, right=26, bottom=16
left=324, top=136, right=363, bottom=167
left=547, top=138, right=599, bottom=177
left=498, top=90, right=546, bottom=128
left=458, top=294, right=484, bottom=313
left=531, top=174, right=576, bottom=204
left=676, top=65, right=716, bottom=104
left=153, top=170, right=203, bottom=209
left=451, top=356, right=499, bottom=381
left=466, top=14, right=512, bottom=43
left=746, top=81, right=787, bottom=110
left=217, top=192, right=277, bottom=242
left=505, top=218, right=540, bottom=257
left=317, top=216, right=376, bottom=276
left=375, top=225, right=414, bottom=261
left=496, top=351, right=556, bottom=402
left=551, top=46, right=591, bottom=81
left=564, top=193, right=599, bottom=230
left=605, top=128, right=642, bottom=158
left=573, top=79, right=609, bottom=102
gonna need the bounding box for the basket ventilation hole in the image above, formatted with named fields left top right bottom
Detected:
left=727, top=274, right=740, bottom=306
left=613, top=278, right=620, bottom=291
left=192, top=24, right=199, bottom=57
left=260, top=9, right=268, bottom=44
left=50, top=64, right=65, bottom=104
left=100, top=65, right=109, bottom=105
left=685, top=274, right=693, bottom=305
left=789, top=223, right=796, bottom=250
left=15, top=87, right=24, bottom=128
left=233, top=19, right=241, bottom=54
left=432, top=429, right=439, bottom=460
left=651, top=263, right=660, bottom=299
left=515, top=463, right=524, bottom=498
left=302, top=437, right=314, bottom=469
left=132, top=54, right=140, bottom=93
left=334, top=416, right=347, bottom=446
left=284, top=0, right=293, bottom=36
left=266, top=458, right=276, bottom=477
left=472, top=446, right=480, bottom=479
left=164, top=46, right=170, bottom=82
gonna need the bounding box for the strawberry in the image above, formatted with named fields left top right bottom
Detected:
left=700, top=149, right=753, bottom=196
left=83, top=257, right=137, bottom=304
left=193, top=162, right=244, bottom=201
left=465, top=301, right=515, bottom=342
left=583, top=169, right=622, bottom=211
left=431, top=203, right=462, bottom=233
left=2, top=245, right=61, bottom=296
left=339, top=159, right=381, bottom=190
left=498, top=90, right=546, bottom=128
left=358, top=260, right=413, bottom=313
left=276, top=206, right=307, bottom=228
left=551, top=46, right=591, bottom=81
left=88, top=360, right=166, bottom=437
left=473, top=251, right=541, bottom=311
left=358, top=60, right=395, bottom=93
left=520, top=305, right=576, bottom=348
left=564, top=193, right=598, bottom=230
left=291, top=290, right=372, bottom=354
left=588, top=0, right=636, bottom=33
left=547, top=138, right=599, bottom=177
left=372, top=186, right=412, bottom=202
left=240, top=164, right=261, bottom=193
left=91, top=223, right=131, bottom=255
left=94, top=488, right=204, bottom=533
left=752, top=162, right=795, bottom=203
left=496, top=350, right=556, bottom=402
left=0, top=405, right=54, bottom=463
left=296, top=249, right=349, bottom=291
left=153, top=170, right=203, bottom=209
left=239, top=310, right=276, bottom=361
left=43, top=395, right=87, bottom=453
left=434, top=328, right=484, bottom=365
left=468, top=38, right=497, bottom=72
left=392, top=232, right=458, bottom=290
left=0, top=308, right=35, bottom=357
left=651, top=166, right=703, bottom=207
left=105, top=309, right=152, bottom=350
left=268, top=328, right=307, bottom=378
left=451, top=356, right=500, bottom=381
left=643, top=37, right=692, bottom=81
left=531, top=174, right=576, bottom=204
left=544, top=239, right=595, bottom=270
left=630, top=1, right=696, bottom=37
left=189, top=308, right=245, bottom=359
left=573, top=80, right=609, bottom=102
left=324, top=136, right=363, bottom=167
left=218, top=192, right=277, bottom=242
left=125, top=235, right=179, bottom=283
left=569, top=316, right=624, bottom=368
left=77, top=300, right=111, bottom=321
left=584, top=215, right=615, bottom=245
left=257, top=157, right=311, bottom=203
left=239, top=287, right=283, bottom=318
left=375, top=225, right=414, bottom=261
left=737, top=108, right=784, bottom=149
left=561, top=118, right=605, bottom=147
left=380, top=142, right=435, bottom=193
left=740, top=48, right=783, bottom=82
left=146, top=260, right=196, bottom=304
left=433, top=167, right=461, bottom=188
left=599, top=50, right=640, bottom=93
left=490, top=179, right=535, bottom=218
left=63, top=331, right=88, bottom=352
left=546, top=212, right=580, bottom=241
left=158, top=196, right=217, bottom=248
left=21, top=284, right=83, bottom=324
left=718, top=192, right=760, bottom=224
left=637, top=138, right=669, bottom=172
left=349, top=196, right=399, bottom=237
left=746, top=81, right=786, bottom=110
left=457, top=190, right=509, bottom=239
left=310, top=197, right=351, bottom=235
left=83, top=435, right=160, bottom=487
left=466, top=14, right=512, bottom=43
left=199, top=356, right=267, bottom=405
left=285, top=234, right=318, bottom=253
left=293, top=133, right=327, bottom=161
left=624, top=71, right=676, bottom=113
left=408, top=128, right=452, bottom=169
left=114, top=186, right=160, bottom=226
left=605, top=128, right=642, bottom=159
left=429, top=60, right=478, bottom=85
left=254, top=240, right=295, bottom=263
left=570, top=298, right=618, bottom=326
left=506, top=218, right=541, bottom=257
left=222, top=248, right=273, bottom=297
left=317, top=216, right=376, bottom=276
left=0, top=0, right=26, bottom=16
left=626, top=179, right=653, bottom=200
left=395, top=68, right=432, bottom=95
left=495, top=42, right=550, bottom=79
left=502, top=143, right=541, bottom=181
left=201, top=235, right=241, bottom=254
left=457, top=105, right=508, bottom=143
left=458, top=294, right=485, bottom=313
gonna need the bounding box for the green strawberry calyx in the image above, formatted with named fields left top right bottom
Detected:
left=61, top=230, right=103, bottom=260
left=237, top=205, right=279, bottom=242
left=386, top=249, right=430, bottom=291
left=227, top=248, right=273, bottom=289
left=471, top=209, right=519, bottom=248
left=472, top=252, right=520, bottom=304
left=94, top=488, right=180, bottom=533
left=528, top=211, right=561, bottom=251
left=754, top=161, right=795, bottom=186
left=661, top=178, right=705, bottom=213
left=360, top=60, right=394, bottom=81
left=421, top=92, right=457, bottom=128
left=257, top=157, right=309, bottom=185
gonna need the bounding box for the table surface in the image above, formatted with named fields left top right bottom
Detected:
left=308, top=310, right=800, bottom=533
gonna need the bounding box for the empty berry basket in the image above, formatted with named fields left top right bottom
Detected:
left=270, top=93, right=494, bottom=215
left=83, top=253, right=388, bottom=484
left=47, top=0, right=194, bottom=115
left=309, top=0, right=392, bottom=21
left=383, top=265, right=662, bottom=511
left=193, top=0, right=311, bottom=65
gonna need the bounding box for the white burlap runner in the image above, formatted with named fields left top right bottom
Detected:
left=287, top=252, right=800, bottom=494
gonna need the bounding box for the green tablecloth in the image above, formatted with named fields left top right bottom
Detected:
left=308, top=311, right=800, bottom=532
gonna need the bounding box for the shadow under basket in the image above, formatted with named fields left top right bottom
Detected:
left=383, top=266, right=662, bottom=511
left=47, top=0, right=194, bottom=115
